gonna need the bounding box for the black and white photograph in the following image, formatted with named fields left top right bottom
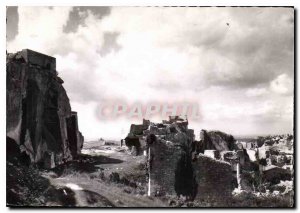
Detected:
left=5, top=5, right=295, bottom=208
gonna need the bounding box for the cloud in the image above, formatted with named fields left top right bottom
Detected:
left=270, top=73, right=293, bottom=95
left=246, top=87, right=268, bottom=97
left=63, top=6, right=110, bottom=33
left=7, top=7, right=72, bottom=55
left=6, top=7, right=294, bottom=140
left=97, top=32, right=122, bottom=56
left=100, top=7, right=294, bottom=89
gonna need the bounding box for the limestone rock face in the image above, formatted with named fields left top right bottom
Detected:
left=199, top=130, right=235, bottom=152
left=6, top=49, right=84, bottom=168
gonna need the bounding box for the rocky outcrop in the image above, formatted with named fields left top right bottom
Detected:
left=6, top=49, right=84, bottom=168
left=198, top=130, right=235, bottom=153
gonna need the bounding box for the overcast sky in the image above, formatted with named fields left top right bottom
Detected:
left=6, top=6, right=294, bottom=140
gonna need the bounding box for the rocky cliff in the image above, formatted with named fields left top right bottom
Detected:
left=198, top=129, right=235, bottom=153
left=6, top=49, right=84, bottom=168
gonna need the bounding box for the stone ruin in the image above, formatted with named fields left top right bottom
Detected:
left=236, top=134, right=294, bottom=189
left=194, top=130, right=260, bottom=194
left=124, top=116, right=247, bottom=200
left=124, top=119, right=150, bottom=155
left=145, top=116, right=196, bottom=197
left=6, top=49, right=84, bottom=169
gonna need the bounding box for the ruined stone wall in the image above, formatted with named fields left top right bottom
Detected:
left=148, top=140, right=182, bottom=196
left=149, top=139, right=196, bottom=197
left=6, top=49, right=84, bottom=168
left=144, top=116, right=196, bottom=197
left=192, top=154, right=233, bottom=201
left=140, top=118, right=235, bottom=200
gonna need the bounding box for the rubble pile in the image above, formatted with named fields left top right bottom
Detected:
left=6, top=49, right=84, bottom=168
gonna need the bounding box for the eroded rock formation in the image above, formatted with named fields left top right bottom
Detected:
left=197, top=129, right=235, bottom=153
left=6, top=49, right=84, bottom=168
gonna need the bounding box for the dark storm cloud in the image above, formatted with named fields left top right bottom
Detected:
left=97, top=32, right=122, bottom=57
left=6, top=6, right=19, bottom=41
left=63, top=6, right=110, bottom=33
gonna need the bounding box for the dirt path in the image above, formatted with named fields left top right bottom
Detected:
left=49, top=176, right=166, bottom=207
left=41, top=143, right=167, bottom=207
